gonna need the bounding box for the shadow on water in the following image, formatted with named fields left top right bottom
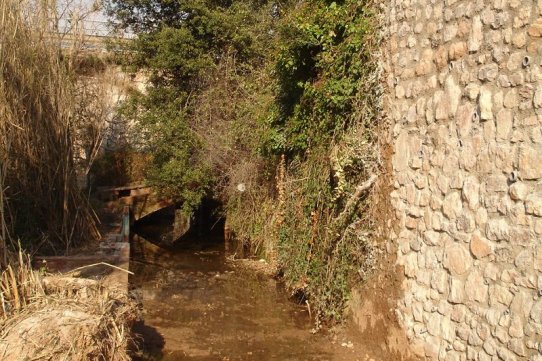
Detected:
left=132, top=320, right=166, bottom=360
left=129, top=201, right=336, bottom=361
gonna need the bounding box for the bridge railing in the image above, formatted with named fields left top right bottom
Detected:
left=49, top=17, right=134, bottom=52
left=56, top=18, right=134, bottom=39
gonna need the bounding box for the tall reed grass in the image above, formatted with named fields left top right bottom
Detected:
left=0, top=0, right=103, bottom=258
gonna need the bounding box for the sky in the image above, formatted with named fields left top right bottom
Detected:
left=57, top=0, right=110, bottom=36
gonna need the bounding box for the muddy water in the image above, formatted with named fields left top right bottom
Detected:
left=129, top=219, right=359, bottom=361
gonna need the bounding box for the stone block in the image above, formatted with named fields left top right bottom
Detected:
left=525, top=192, right=542, bottom=216
left=435, top=90, right=450, bottom=120
left=534, top=85, right=542, bottom=109
left=509, top=72, right=524, bottom=86
left=485, top=174, right=508, bottom=192
left=489, top=284, right=513, bottom=306
left=486, top=218, right=510, bottom=241
left=495, top=325, right=510, bottom=343
left=468, top=16, right=483, bottom=52
left=443, top=243, right=471, bottom=275
left=448, top=277, right=465, bottom=304
left=486, top=304, right=507, bottom=326
left=512, top=32, right=527, bottom=48
left=424, top=230, right=441, bottom=246
left=496, top=347, right=518, bottom=361
left=480, top=86, right=493, bottom=120
left=507, top=52, right=523, bottom=72
left=470, top=232, right=492, bottom=258
left=509, top=182, right=529, bottom=201
left=444, top=350, right=461, bottom=361
left=466, top=346, right=477, bottom=360
left=443, top=192, right=463, bottom=219
left=478, top=63, right=499, bottom=82
left=449, top=42, right=467, bottom=60
left=431, top=269, right=449, bottom=294
left=457, top=212, right=475, bottom=232
left=527, top=18, right=542, bottom=37
left=508, top=316, right=524, bottom=338
left=535, top=245, right=542, bottom=271
left=508, top=338, right=526, bottom=357
left=482, top=127, right=496, bottom=152
left=484, top=262, right=499, bottom=281
left=465, top=270, right=488, bottom=303
left=514, top=248, right=533, bottom=270
left=478, top=350, right=492, bottom=361
left=404, top=252, right=418, bottom=278
left=530, top=298, right=542, bottom=324
left=518, top=145, right=542, bottom=179
left=451, top=305, right=467, bottom=323
left=437, top=174, right=450, bottom=195
left=504, top=90, right=519, bottom=108
left=456, top=102, right=474, bottom=138
left=450, top=174, right=464, bottom=189
left=510, top=290, right=534, bottom=319
left=435, top=46, right=449, bottom=70
left=476, top=207, right=488, bottom=227
left=467, top=329, right=483, bottom=347
left=496, top=109, right=513, bottom=140
left=465, top=83, right=480, bottom=100
left=462, top=176, right=480, bottom=210
left=443, top=155, right=460, bottom=176
left=415, top=59, right=434, bottom=76
left=424, top=336, right=440, bottom=359
left=445, top=76, right=461, bottom=117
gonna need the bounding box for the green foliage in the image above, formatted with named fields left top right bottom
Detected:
left=108, top=0, right=265, bottom=84
left=108, top=0, right=379, bottom=323
left=276, top=145, right=375, bottom=322
left=115, top=86, right=213, bottom=215
left=230, top=0, right=380, bottom=323
left=263, top=0, right=374, bottom=155
left=106, top=0, right=273, bottom=215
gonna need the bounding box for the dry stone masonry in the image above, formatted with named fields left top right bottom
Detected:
left=383, top=0, right=542, bottom=359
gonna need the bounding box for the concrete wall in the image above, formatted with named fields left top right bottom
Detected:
left=383, top=0, right=542, bottom=359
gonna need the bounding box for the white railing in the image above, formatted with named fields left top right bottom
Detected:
left=56, top=18, right=134, bottom=39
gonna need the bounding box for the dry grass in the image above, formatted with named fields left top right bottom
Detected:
left=0, top=252, right=137, bottom=360
left=0, top=0, right=104, bottom=256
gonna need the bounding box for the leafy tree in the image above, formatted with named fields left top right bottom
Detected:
left=105, top=0, right=272, bottom=214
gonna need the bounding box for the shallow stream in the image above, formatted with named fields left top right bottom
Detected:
left=129, top=214, right=360, bottom=361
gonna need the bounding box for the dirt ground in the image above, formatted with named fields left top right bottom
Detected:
left=230, top=256, right=418, bottom=361
left=347, top=251, right=420, bottom=361
left=341, top=120, right=419, bottom=361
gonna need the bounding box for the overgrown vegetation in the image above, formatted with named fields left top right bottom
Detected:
left=107, top=0, right=381, bottom=322
left=269, top=0, right=380, bottom=321
left=0, top=0, right=112, bottom=257
left=105, top=0, right=275, bottom=215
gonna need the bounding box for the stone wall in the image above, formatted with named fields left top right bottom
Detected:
left=383, top=0, right=542, bottom=359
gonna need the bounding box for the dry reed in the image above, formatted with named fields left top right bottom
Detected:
left=0, top=0, right=103, bottom=256
left=0, top=251, right=137, bottom=360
